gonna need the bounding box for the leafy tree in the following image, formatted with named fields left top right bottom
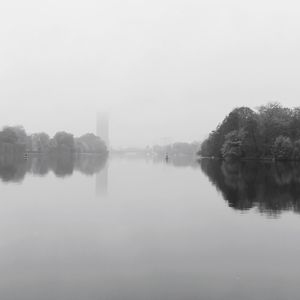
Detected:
left=31, top=133, right=50, bottom=152
left=0, top=127, right=18, bottom=144
left=257, top=103, right=292, bottom=156
left=75, top=134, right=107, bottom=153
left=290, top=107, right=300, bottom=140
left=8, top=126, right=27, bottom=145
left=199, top=103, right=300, bottom=160
left=221, top=130, right=243, bottom=159
left=50, top=132, right=75, bottom=152
left=273, top=136, right=293, bottom=160
left=293, top=139, right=300, bottom=160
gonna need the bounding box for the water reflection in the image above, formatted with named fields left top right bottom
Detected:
left=111, top=153, right=200, bottom=168
left=154, top=154, right=200, bottom=168
left=200, top=159, right=300, bottom=216
left=0, top=153, right=108, bottom=183
left=96, top=161, right=108, bottom=196
left=0, top=154, right=27, bottom=183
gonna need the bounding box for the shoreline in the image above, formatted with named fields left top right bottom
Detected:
left=197, top=156, right=300, bottom=162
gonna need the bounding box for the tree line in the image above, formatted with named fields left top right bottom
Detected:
left=0, top=126, right=108, bottom=154
left=199, top=103, right=300, bottom=160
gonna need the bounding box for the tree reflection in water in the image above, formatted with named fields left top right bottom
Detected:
left=0, top=153, right=108, bottom=183
left=200, top=158, right=300, bottom=216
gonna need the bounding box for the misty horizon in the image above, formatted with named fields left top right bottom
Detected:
left=2, top=0, right=300, bottom=147
left=1, top=101, right=299, bottom=149
left=2, top=1, right=300, bottom=299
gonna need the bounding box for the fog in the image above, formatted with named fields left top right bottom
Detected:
left=1, top=0, right=300, bottom=147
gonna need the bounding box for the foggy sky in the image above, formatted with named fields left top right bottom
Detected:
left=1, top=0, right=300, bottom=147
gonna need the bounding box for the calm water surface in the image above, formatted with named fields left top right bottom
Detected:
left=0, top=154, right=300, bottom=300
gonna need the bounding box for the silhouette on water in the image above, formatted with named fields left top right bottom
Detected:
left=5, top=152, right=297, bottom=217
left=0, top=152, right=108, bottom=183
left=200, top=158, right=300, bottom=216
left=165, top=153, right=169, bottom=162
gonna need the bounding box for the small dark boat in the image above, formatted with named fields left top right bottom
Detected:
left=24, top=153, right=29, bottom=160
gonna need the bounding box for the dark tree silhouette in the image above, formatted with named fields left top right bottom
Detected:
left=199, top=102, right=300, bottom=160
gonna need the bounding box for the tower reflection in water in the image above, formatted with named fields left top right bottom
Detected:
left=96, top=111, right=109, bottom=197
left=96, top=159, right=108, bottom=197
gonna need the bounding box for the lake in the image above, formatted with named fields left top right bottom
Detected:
left=0, top=154, right=300, bottom=300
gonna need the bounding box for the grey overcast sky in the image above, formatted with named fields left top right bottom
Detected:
left=1, top=0, right=300, bottom=147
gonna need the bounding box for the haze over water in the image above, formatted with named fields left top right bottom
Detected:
left=1, top=154, right=300, bottom=300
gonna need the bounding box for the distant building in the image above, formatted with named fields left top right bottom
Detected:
left=97, top=112, right=109, bottom=148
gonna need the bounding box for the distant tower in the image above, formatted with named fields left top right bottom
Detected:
left=97, top=112, right=109, bottom=148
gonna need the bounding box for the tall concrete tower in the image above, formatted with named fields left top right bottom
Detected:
left=97, top=112, right=109, bottom=148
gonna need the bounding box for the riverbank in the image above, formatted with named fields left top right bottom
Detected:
left=197, top=155, right=300, bottom=162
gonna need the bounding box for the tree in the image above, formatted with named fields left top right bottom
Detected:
left=8, top=126, right=27, bottom=145
left=221, top=130, right=243, bottom=159
left=31, top=133, right=50, bottom=152
left=50, top=132, right=75, bottom=152
left=290, top=107, right=300, bottom=140
left=75, top=134, right=107, bottom=153
left=257, top=103, right=292, bottom=156
left=0, top=127, right=18, bottom=144
left=273, top=136, right=293, bottom=160
left=293, top=139, right=300, bottom=160
left=200, top=103, right=300, bottom=160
